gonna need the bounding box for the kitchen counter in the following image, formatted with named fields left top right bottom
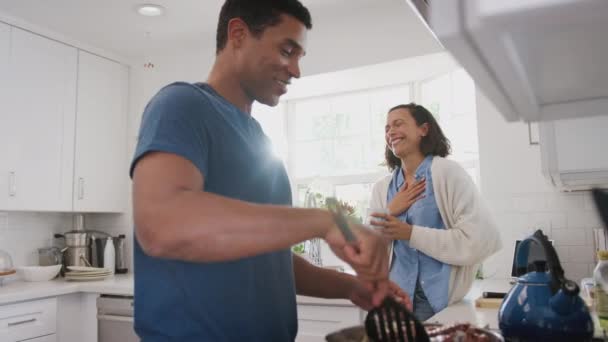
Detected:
left=430, top=278, right=607, bottom=340
left=428, top=278, right=513, bottom=328
left=0, top=274, right=134, bottom=305
left=0, top=273, right=356, bottom=307
left=0, top=275, right=514, bottom=310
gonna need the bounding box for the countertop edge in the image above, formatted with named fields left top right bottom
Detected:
left=0, top=274, right=134, bottom=305
left=1, top=274, right=359, bottom=307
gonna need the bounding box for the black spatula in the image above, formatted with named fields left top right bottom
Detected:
left=365, top=296, right=430, bottom=342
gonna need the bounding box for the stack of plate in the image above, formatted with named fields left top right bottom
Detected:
left=65, top=266, right=112, bottom=281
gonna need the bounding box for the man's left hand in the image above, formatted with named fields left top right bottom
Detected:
left=349, top=279, right=412, bottom=311
left=388, top=281, right=413, bottom=311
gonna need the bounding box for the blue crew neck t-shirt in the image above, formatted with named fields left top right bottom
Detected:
left=130, top=82, right=296, bottom=341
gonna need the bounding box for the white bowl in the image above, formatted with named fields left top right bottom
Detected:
left=17, top=265, right=62, bottom=282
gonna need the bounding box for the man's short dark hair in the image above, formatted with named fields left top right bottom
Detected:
left=216, top=0, right=312, bottom=54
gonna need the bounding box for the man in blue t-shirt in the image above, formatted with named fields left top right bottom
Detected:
left=130, top=1, right=410, bottom=341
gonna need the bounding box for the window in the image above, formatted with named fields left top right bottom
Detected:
left=251, top=102, right=287, bottom=162
left=285, top=85, right=412, bottom=221
left=252, top=66, right=478, bottom=268
left=420, top=69, right=479, bottom=185
left=253, top=68, right=478, bottom=222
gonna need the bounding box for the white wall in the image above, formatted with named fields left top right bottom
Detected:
left=477, top=89, right=603, bottom=282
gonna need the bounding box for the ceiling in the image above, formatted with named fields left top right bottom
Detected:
left=0, top=0, right=424, bottom=60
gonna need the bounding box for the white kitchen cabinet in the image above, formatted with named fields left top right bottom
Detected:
left=0, top=22, right=11, bottom=208
left=540, top=115, right=608, bottom=191
left=0, top=298, right=57, bottom=342
left=427, top=1, right=608, bottom=122
left=0, top=23, right=129, bottom=213
left=73, top=51, right=128, bottom=212
left=296, top=302, right=362, bottom=342
left=0, top=27, right=77, bottom=211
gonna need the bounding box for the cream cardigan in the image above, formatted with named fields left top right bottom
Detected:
left=369, top=157, right=502, bottom=305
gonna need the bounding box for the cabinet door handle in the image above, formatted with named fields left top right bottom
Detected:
left=528, top=122, right=540, bottom=145
left=7, top=317, right=36, bottom=327
left=8, top=172, right=16, bottom=197
left=78, top=177, right=84, bottom=200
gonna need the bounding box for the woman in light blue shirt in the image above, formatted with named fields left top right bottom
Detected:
left=369, top=103, right=501, bottom=321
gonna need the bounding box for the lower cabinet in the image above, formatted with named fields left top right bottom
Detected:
left=0, top=298, right=57, bottom=342
left=296, top=302, right=363, bottom=342
left=23, top=334, right=56, bottom=342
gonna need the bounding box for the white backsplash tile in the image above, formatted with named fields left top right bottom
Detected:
left=483, top=191, right=600, bottom=283
left=0, top=212, right=72, bottom=267
left=567, top=210, right=603, bottom=229
left=548, top=228, right=586, bottom=246
left=525, top=213, right=552, bottom=232
left=555, top=246, right=570, bottom=262
left=546, top=194, right=585, bottom=213
left=495, top=213, right=528, bottom=231
left=549, top=213, right=568, bottom=230
left=568, top=246, right=595, bottom=264
left=561, top=262, right=594, bottom=282
left=0, top=212, right=134, bottom=270
left=513, top=195, right=547, bottom=212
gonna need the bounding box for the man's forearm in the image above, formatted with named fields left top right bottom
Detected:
left=135, top=188, right=334, bottom=263
left=293, top=254, right=355, bottom=299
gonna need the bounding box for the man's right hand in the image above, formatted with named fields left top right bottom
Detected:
left=324, top=223, right=390, bottom=306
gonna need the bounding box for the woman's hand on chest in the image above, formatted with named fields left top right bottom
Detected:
left=387, top=178, right=426, bottom=216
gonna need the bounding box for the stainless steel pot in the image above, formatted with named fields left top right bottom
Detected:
left=64, top=246, right=91, bottom=267
left=54, top=231, right=90, bottom=247
left=54, top=228, right=91, bottom=268
left=54, top=214, right=90, bottom=246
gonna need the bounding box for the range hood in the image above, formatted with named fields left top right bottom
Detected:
left=425, top=0, right=608, bottom=122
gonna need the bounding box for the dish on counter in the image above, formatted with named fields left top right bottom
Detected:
left=65, top=266, right=112, bottom=281
left=67, top=266, right=109, bottom=272
left=326, top=323, right=504, bottom=342
left=16, top=265, right=61, bottom=282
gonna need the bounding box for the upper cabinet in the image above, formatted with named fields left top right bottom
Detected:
left=0, top=22, right=11, bottom=208
left=426, top=1, right=608, bottom=122
left=73, top=51, right=128, bottom=212
left=0, top=23, right=129, bottom=212
left=540, top=115, right=608, bottom=191
left=0, top=26, right=77, bottom=211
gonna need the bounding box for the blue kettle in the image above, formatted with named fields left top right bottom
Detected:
left=499, top=230, right=593, bottom=341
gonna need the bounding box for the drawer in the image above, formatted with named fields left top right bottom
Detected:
left=0, top=298, right=57, bottom=341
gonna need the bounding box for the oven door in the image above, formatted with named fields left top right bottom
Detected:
left=97, top=295, right=139, bottom=342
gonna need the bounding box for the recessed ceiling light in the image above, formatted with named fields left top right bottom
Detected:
left=136, top=4, right=165, bottom=17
